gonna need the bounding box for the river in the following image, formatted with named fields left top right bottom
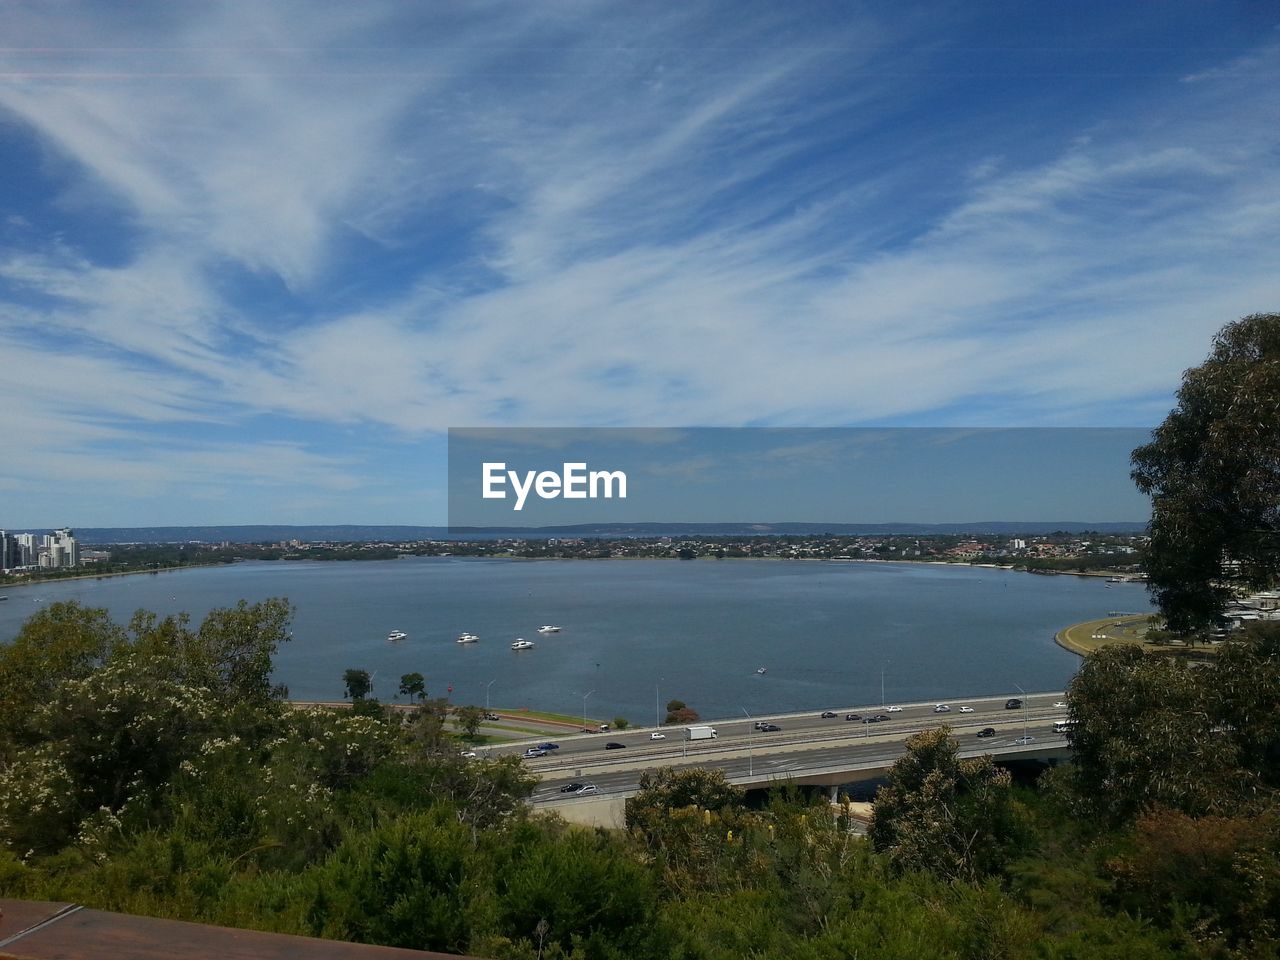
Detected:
left=0, top=557, right=1150, bottom=722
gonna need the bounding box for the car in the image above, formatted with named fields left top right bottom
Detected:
left=875, top=714, right=891, bottom=722
left=976, top=727, right=996, bottom=738
left=886, top=705, right=903, bottom=712
left=649, top=732, right=666, bottom=740
left=933, top=704, right=951, bottom=713
left=760, top=723, right=782, bottom=732
left=523, top=748, right=548, bottom=758
left=1053, top=701, right=1068, bottom=708
left=538, top=742, right=560, bottom=750
left=1014, top=735, right=1035, bottom=745
left=483, top=713, right=500, bottom=721
left=572, top=783, right=599, bottom=795
left=459, top=750, right=478, bottom=759
left=559, top=782, right=585, bottom=793
left=1005, top=698, right=1023, bottom=709
left=820, top=711, right=837, bottom=719
left=753, top=720, right=769, bottom=730
left=845, top=713, right=862, bottom=721
left=863, top=715, right=883, bottom=724
left=604, top=741, right=627, bottom=749
left=959, top=706, right=975, bottom=713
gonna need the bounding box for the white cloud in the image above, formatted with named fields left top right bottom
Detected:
left=0, top=7, right=1276, bottom=520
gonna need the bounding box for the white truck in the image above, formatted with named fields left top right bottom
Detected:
left=684, top=724, right=718, bottom=741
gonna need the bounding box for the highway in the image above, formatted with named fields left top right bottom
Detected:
left=478, top=692, right=1072, bottom=806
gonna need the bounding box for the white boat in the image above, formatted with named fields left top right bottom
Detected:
left=537, top=625, right=561, bottom=633
left=456, top=633, right=479, bottom=644
left=755, top=667, right=767, bottom=675
left=387, top=630, right=408, bottom=642
left=511, top=639, right=535, bottom=650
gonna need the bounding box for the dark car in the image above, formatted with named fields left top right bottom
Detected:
left=538, top=742, right=560, bottom=750
left=760, top=723, right=782, bottom=732
left=976, top=727, right=997, bottom=738
left=820, top=711, right=837, bottom=719
left=863, top=715, right=883, bottom=724
left=604, top=741, right=627, bottom=750
left=559, top=782, right=585, bottom=793
left=1005, top=698, right=1023, bottom=710
left=845, top=713, right=861, bottom=721
left=875, top=714, right=891, bottom=722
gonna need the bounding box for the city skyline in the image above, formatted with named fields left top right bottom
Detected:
left=1, top=3, right=1277, bottom=525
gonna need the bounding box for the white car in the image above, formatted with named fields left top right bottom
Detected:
left=649, top=732, right=666, bottom=740
left=1014, top=735, right=1035, bottom=745
left=573, top=784, right=599, bottom=795
left=958, top=706, right=974, bottom=713
left=933, top=704, right=951, bottom=713
left=1054, top=701, right=1068, bottom=708
left=886, top=705, right=903, bottom=712
left=459, top=750, right=478, bottom=759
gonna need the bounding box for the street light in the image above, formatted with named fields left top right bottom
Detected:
left=486, top=679, right=496, bottom=713
left=1014, top=683, right=1029, bottom=742
left=742, top=707, right=754, bottom=777
left=583, top=690, right=594, bottom=731
left=881, top=661, right=889, bottom=708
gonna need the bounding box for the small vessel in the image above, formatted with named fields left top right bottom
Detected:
left=511, top=639, right=535, bottom=650
left=387, top=630, right=408, bottom=642
left=755, top=667, right=767, bottom=675
left=456, top=633, right=479, bottom=644
left=537, top=625, right=561, bottom=634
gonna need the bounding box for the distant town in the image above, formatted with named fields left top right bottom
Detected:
left=0, top=528, right=1150, bottom=583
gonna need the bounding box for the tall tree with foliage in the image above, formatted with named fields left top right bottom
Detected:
left=1132, top=312, right=1280, bottom=631
left=869, top=727, right=1018, bottom=880
left=399, top=672, right=426, bottom=702
left=343, top=668, right=372, bottom=701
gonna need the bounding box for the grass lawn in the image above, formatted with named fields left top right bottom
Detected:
left=1055, top=614, right=1217, bottom=657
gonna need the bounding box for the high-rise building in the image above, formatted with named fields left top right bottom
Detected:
left=0, top=530, right=18, bottom=571
left=16, top=533, right=37, bottom=566
left=53, top=528, right=79, bottom=567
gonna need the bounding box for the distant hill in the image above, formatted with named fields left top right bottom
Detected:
left=69, top=520, right=1147, bottom=544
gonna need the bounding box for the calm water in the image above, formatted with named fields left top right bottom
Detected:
left=0, top=559, right=1151, bottom=722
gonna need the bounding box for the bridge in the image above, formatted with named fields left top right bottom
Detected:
left=484, top=692, right=1073, bottom=826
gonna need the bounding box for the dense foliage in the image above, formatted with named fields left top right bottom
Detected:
left=1132, top=312, right=1280, bottom=630
left=3, top=601, right=1280, bottom=958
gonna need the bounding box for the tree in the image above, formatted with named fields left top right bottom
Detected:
left=1065, top=645, right=1250, bottom=821
left=343, top=668, right=372, bottom=701
left=454, top=704, right=483, bottom=739
left=868, top=727, right=1018, bottom=880
left=611, top=716, right=630, bottom=730
left=1132, top=313, right=1280, bottom=631
left=399, top=672, right=426, bottom=702
left=625, top=767, right=745, bottom=838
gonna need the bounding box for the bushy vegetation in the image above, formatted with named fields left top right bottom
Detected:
left=2, top=600, right=1280, bottom=958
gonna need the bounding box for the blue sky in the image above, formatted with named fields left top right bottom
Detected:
left=1, top=2, right=1277, bottom=526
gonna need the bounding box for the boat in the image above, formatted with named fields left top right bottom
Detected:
left=387, top=630, right=408, bottom=642
left=511, top=639, right=535, bottom=650
left=456, top=633, right=479, bottom=644
left=755, top=667, right=767, bottom=675
left=537, top=625, right=561, bottom=633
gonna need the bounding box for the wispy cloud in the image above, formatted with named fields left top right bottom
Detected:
left=0, top=3, right=1276, bottom=522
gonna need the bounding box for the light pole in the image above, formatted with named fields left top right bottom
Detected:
left=1014, top=683, right=1029, bottom=742
left=656, top=682, right=661, bottom=728
left=486, top=679, right=496, bottom=713
left=881, top=661, right=888, bottom=708
left=583, top=690, right=594, bottom=732
left=742, top=707, right=754, bottom=777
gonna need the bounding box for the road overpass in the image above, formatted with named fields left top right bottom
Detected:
left=483, top=692, right=1073, bottom=825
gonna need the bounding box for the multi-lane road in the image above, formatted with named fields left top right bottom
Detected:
left=479, top=692, right=1072, bottom=805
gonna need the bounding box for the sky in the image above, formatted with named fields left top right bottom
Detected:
left=1, top=1, right=1277, bottom=526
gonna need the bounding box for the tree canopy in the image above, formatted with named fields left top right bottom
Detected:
left=1132, top=312, right=1280, bottom=630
